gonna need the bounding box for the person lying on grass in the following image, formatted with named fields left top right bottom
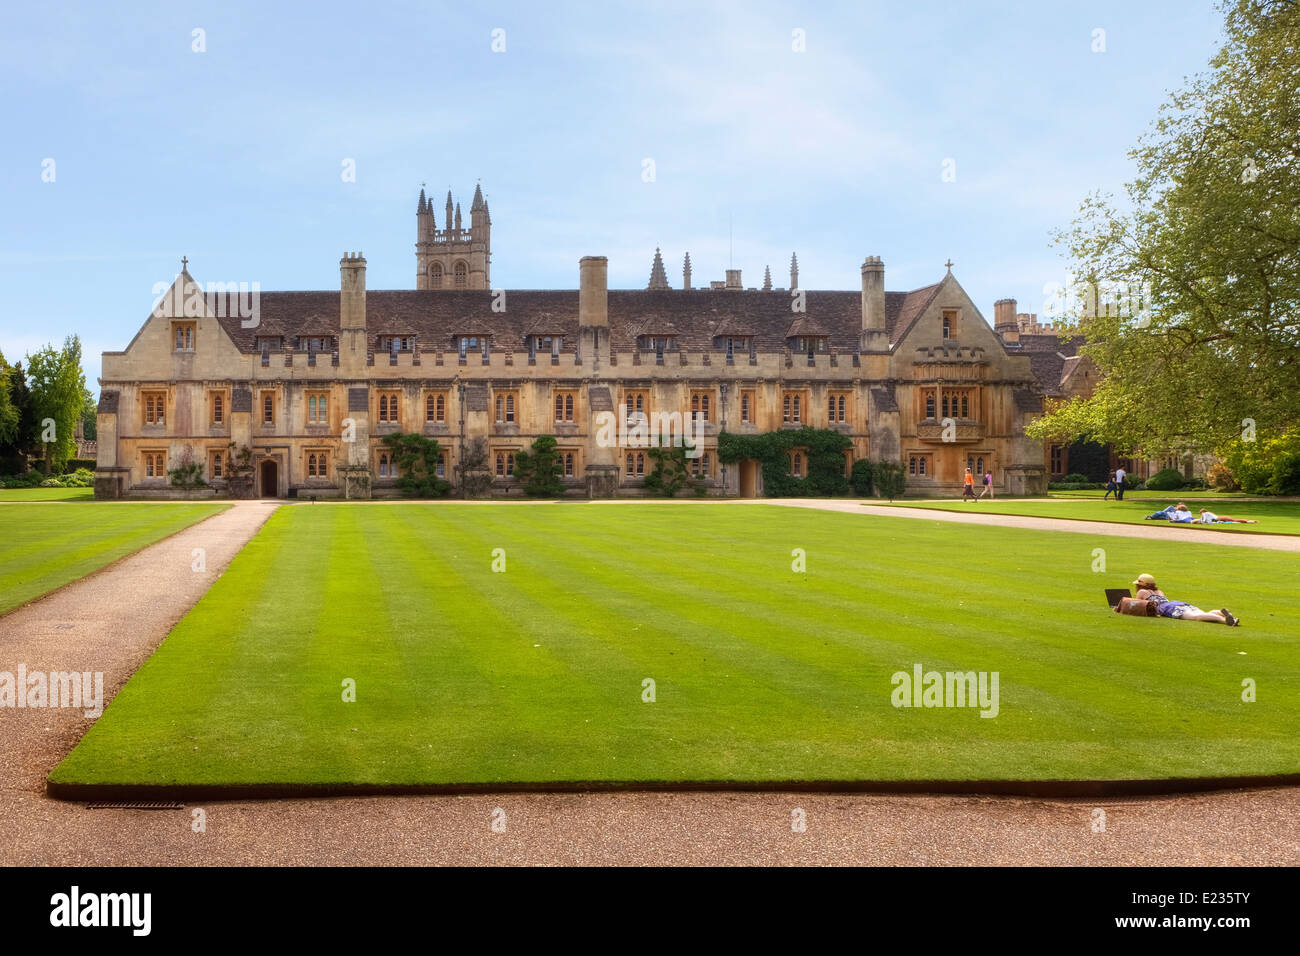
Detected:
left=1121, top=573, right=1240, bottom=626
left=1144, top=502, right=1195, bottom=522
left=1199, top=509, right=1258, bottom=524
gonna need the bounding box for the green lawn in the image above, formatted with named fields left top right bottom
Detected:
left=51, top=503, right=1300, bottom=788
left=0, top=502, right=228, bottom=614
left=0, top=487, right=95, bottom=501
left=873, top=498, right=1300, bottom=535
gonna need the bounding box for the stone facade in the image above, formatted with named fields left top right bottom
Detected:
left=95, top=190, right=1063, bottom=499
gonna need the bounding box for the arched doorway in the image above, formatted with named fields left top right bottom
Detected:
left=259, top=459, right=278, bottom=498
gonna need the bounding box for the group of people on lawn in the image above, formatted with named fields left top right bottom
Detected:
left=1144, top=501, right=1258, bottom=524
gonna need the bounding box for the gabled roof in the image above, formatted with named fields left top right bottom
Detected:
left=1017, top=332, right=1087, bottom=396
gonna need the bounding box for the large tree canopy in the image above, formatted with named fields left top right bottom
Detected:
left=26, top=335, right=88, bottom=473
left=1029, top=0, right=1300, bottom=456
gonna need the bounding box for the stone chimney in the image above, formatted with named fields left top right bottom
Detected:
left=994, top=297, right=1018, bottom=343
left=579, top=256, right=608, bottom=326
left=860, top=256, right=887, bottom=351
left=340, top=252, right=367, bottom=330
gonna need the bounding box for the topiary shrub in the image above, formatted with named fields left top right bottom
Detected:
left=849, top=459, right=873, bottom=496
left=514, top=435, right=566, bottom=497
left=1268, top=452, right=1300, bottom=496
left=1144, top=468, right=1186, bottom=491
left=381, top=431, right=452, bottom=498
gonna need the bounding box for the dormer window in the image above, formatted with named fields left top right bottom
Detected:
left=716, top=336, right=751, bottom=358
left=456, top=335, right=490, bottom=361
left=381, top=336, right=415, bottom=353
left=790, top=336, right=828, bottom=355
left=528, top=335, right=562, bottom=360
left=257, top=336, right=281, bottom=353
left=300, top=336, right=333, bottom=352
left=636, top=335, right=677, bottom=352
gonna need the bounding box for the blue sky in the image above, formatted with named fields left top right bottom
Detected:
left=0, top=0, right=1226, bottom=393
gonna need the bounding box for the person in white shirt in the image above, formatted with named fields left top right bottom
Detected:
left=1115, top=466, right=1127, bottom=500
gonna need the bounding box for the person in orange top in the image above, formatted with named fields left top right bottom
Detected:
left=962, top=467, right=976, bottom=500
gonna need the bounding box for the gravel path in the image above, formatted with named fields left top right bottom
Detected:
left=2, top=788, right=1295, bottom=866
left=0, top=501, right=280, bottom=793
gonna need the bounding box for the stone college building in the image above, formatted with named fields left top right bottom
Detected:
left=94, top=184, right=1081, bottom=499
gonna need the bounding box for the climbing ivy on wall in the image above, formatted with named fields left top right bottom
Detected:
left=717, top=427, right=853, bottom=497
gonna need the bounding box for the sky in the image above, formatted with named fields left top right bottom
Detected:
left=0, top=0, right=1228, bottom=394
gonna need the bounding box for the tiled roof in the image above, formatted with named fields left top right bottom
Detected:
left=207, top=286, right=943, bottom=354
left=1017, top=332, right=1086, bottom=395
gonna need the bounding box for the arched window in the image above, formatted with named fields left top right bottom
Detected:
left=961, top=395, right=969, bottom=418
left=505, top=394, right=515, bottom=422
left=626, top=453, right=634, bottom=476
left=783, top=393, right=792, bottom=421
left=496, top=453, right=505, bottom=477
left=909, top=456, right=917, bottom=475
left=495, top=394, right=504, bottom=421
left=436, top=394, right=445, bottom=421
left=555, top=394, right=564, bottom=420
left=212, top=393, right=224, bottom=424
left=380, top=395, right=388, bottom=421
left=436, top=453, right=445, bottom=478
left=942, top=316, right=951, bottom=339
left=565, top=394, right=573, bottom=419
left=636, top=452, right=645, bottom=476
left=918, top=457, right=927, bottom=476
left=454, top=261, right=468, bottom=287
left=828, top=395, right=836, bottom=421
left=379, top=453, right=389, bottom=477
left=792, top=395, right=802, bottom=423
left=926, top=394, right=935, bottom=418
left=308, top=453, right=316, bottom=477
left=506, top=453, right=515, bottom=476
left=318, top=455, right=327, bottom=478
left=430, top=263, right=443, bottom=288
left=564, top=452, right=574, bottom=477
left=792, top=453, right=803, bottom=477
left=941, top=395, right=950, bottom=418
left=837, top=395, right=846, bottom=420
left=426, top=394, right=436, bottom=421
left=977, top=457, right=984, bottom=475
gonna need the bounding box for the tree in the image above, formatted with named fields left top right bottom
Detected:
left=79, top=390, right=97, bottom=442
left=1028, top=1, right=1300, bottom=458
left=643, top=443, right=704, bottom=497
left=513, top=435, right=566, bottom=497
left=0, top=350, right=19, bottom=448
left=457, top=437, right=493, bottom=498
left=26, top=336, right=88, bottom=474
left=873, top=460, right=907, bottom=501
left=381, top=432, right=451, bottom=498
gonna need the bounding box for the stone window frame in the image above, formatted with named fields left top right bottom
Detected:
left=142, top=449, right=167, bottom=479
left=740, top=389, right=755, bottom=423
left=306, top=390, right=330, bottom=425
left=209, top=390, right=226, bottom=426
left=305, top=449, right=331, bottom=479
left=553, top=389, right=577, bottom=423
left=208, top=447, right=224, bottom=480
left=425, top=390, right=448, bottom=423
left=690, top=390, right=714, bottom=423
left=172, top=321, right=196, bottom=352
left=377, top=391, right=401, bottom=424
left=827, top=391, right=850, bottom=424
left=141, top=390, right=167, bottom=426
left=260, top=390, right=276, bottom=425
left=494, top=390, right=518, bottom=424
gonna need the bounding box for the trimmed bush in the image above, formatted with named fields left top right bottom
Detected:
left=874, top=460, right=907, bottom=501
left=1062, top=473, right=1091, bottom=484
left=849, top=459, right=873, bottom=496
left=1144, top=468, right=1186, bottom=491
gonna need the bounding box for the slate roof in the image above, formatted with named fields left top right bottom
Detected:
left=1016, top=332, right=1087, bottom=396
left=206, top=286, right=946, bottom=355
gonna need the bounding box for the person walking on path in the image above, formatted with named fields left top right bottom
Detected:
left=1104, top=471, right=1117, bottom=500
left=963, top=467, right=976, bottom=501
left=1115, top=466, right=1128, bottom=500
left=977, top=470, right=994, bottom=499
